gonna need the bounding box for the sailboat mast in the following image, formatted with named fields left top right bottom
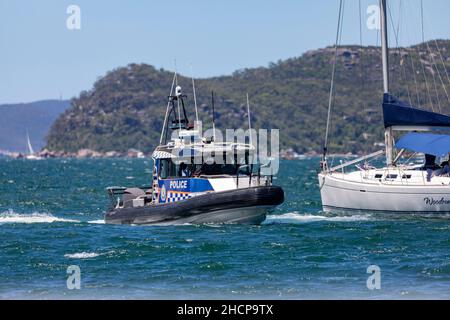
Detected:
left=380, top=0, right=394, bottom=165
left=322, top=0, right=344, bottom=171
left=380, top=0, right=389, bottom=94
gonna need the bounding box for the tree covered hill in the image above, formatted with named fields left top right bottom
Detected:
left=46, top=40, right=450, bottom=154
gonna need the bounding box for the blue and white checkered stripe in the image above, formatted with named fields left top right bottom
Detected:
left=167, top=192, right=193, bottom=203
left=152, top=150, right=176, bottom=159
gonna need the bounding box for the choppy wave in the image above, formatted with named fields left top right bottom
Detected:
left=64, top=252, right=101, bottom=259
left=0, top=211, right=78, bottom=224
left=263, top=212, right=372, bottom=224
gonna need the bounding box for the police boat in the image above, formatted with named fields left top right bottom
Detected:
left=105, top=81, right=284, bottom=225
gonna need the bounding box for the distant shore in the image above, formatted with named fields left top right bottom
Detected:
left=0, top=148, right=361, bottom=160
left=1, top=148, right=145, bottom=159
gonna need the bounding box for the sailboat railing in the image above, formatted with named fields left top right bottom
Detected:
left=345, top=161, right=450, bottom=186
left=329, top=150, right=385, bottom=173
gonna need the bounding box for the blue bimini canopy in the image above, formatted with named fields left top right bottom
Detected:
left=396, top=132, right=450, bottom=157
left=383, top=94, right=450, bottom=128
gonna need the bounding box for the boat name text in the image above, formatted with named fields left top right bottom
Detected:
left=423, top=197, right=450, bottom=206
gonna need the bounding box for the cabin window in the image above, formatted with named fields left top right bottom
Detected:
left=159, top=159, right=170, bottom=179
left=196, top=163, right=237, bottom=176
left=158, top=152, right=258, bottom=178
left=386, top=174, right=398, bottom=179
left=402, top=174, right=412, bottom=179
left=174, top=162, right=193, bottom=177
left=374, top=174, right=383, bottom=179
left=159, top=159, right=195, bottom=178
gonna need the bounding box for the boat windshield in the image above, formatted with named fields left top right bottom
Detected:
left=158, top=158, right=258, bottom=179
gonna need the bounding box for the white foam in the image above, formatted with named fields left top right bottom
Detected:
left=64, top=252, right=101, bottom=259
left=263, top=212, right=372, bottom=224
left=88, top=219, right=105, bottom=224
left=0, top=211, right=78, bottom=224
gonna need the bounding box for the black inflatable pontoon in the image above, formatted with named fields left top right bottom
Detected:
left=105, top=186, right=284, bottom=225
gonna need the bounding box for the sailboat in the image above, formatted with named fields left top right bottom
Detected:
left=318, top=0, right=450, bottom=213
left=25, top=131, right=42, bottom=160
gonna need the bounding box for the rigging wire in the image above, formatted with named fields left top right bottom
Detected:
left=421, top=0, right=450, bottom=111
left=420, top=0, right=425, bottom=43
left=190, top=64, right=199, bottom=123
left=400, top=0, right=421, bottom=107
left=419, top=52, right=435, bottom=112
left=418, top=1, right=446, bottom=111
left=421, top=5, right=450, bottom=106
left=427, top=41, right=450, bottom=105
left=397, top=0, right=421, bottom=107
left=395, top=0, right=401, bottom=38
left=387, top=1, right=412, bottom=106
left=358, top=0, right=366, bottom=114
left=338, top=0, right=345, bottom=46
left=426, top=41, right=444, bottom=113
left=434, top=39, right=450, bottom=89
left=417, top=0, right=434, bottom=112
left=323, top=0, right=344, bottom=161
left=408, top=48, right=421, bottom=107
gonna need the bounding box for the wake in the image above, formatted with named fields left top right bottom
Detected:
left=263, top=212, right=372, bottom=225
left=0, top=210, right=105, bottom=225
left=0, top=210, right=79, bottom=224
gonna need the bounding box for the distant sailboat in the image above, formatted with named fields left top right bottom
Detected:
left=25, top=131, right=42, bottom=160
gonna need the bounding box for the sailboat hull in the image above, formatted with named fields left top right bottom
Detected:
left=318, top=173, right=450, bottom=213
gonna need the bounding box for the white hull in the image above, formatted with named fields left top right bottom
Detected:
left=318, top=173, right=450, bottom=213
left=25, top=155, right=43, bottom=160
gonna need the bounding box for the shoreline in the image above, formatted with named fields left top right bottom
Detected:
left=0, top=148, right=363, bottom=160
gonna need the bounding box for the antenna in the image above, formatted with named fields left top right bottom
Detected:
left=246, top=93, right=253, bottom=146
left=211, top=91, right=216, bottom=142
left=174, top=60, right=182, bottom=132
left=159, top=72, right=177, bottom=144
left=190, top=64, right=199, bottom=123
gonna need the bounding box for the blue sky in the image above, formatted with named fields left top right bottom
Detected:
left=1, top=0, right=450, bottom=104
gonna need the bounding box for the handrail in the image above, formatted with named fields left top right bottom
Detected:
left=329, top=150, right=385, bottom=172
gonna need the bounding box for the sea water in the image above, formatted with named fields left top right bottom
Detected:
left=0, top=158, right=449, bottom=299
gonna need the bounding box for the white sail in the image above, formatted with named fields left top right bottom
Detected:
left=26, top=131, right=34, bottom=155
